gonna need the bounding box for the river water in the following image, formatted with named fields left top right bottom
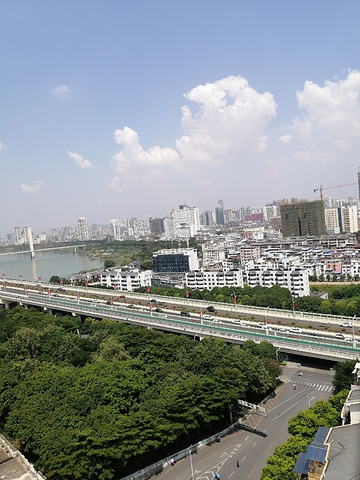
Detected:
left=0, top=250, right=103, bottom=282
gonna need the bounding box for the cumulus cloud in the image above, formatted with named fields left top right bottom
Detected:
left=111, top=76, right=277, bottom=182
left=0, top=141, right=8, bottom=153
left=68, top=150, right=93, bottom=169
left=290, top=70, right=360, bottom=162
left=51, top=84, right=72, bottom=98
left=20, top=180, right=44, bottom=193
left=112, top=126, right=179, bottom=180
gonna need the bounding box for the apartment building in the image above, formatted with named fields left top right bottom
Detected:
left=100, top=268, right=152, bottom=291
left=245, top=267, right=309, bottom=297
left=186, top=269, right=244, bottom=291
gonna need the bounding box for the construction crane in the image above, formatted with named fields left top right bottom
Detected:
left=313, top=182, right=358, bottom=200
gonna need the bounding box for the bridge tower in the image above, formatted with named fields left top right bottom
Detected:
left=27, top=227, right=35, bottom=260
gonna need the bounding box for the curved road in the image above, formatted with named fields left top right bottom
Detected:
left=155, top=365, right=334, bottom=480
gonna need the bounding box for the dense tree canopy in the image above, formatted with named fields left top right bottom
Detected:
left=0, top=306, right=280, bottom=480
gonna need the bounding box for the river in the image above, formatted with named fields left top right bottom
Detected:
left=0, top=249, right=103, bottom=282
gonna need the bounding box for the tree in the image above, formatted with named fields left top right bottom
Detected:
left=333, top=360, right=356, bottom=393
left=104, top=259, right=116, bottom=269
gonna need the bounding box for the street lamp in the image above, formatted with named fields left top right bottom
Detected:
left=189, top=446, right=194, bottom=480
left=353, top=315, right=356, bottom=342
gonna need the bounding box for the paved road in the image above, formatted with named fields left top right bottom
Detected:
left=156, top=365, right=334, bottom=480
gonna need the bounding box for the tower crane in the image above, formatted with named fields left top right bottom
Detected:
left=313, top=182, right=358, bottom=200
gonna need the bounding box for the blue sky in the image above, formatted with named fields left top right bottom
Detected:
left=1, top=1, right=360, bottom=237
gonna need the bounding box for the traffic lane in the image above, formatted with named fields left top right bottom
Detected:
left=156, top=366, right=334, bottom=480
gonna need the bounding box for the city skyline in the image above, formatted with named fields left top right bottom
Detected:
left=1, top=1, right=360, bottom=238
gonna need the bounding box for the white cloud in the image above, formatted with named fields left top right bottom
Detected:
left=278, top=134, right=292, bottom=144
left=68, top=150, right=93, bottom=169
left=0, top=141, right=8, bottom=153
left=51, top=84, right=72, bottom=98
left=289, top=70, right=360, bottom=162
left=111, top=76, right=277, bottom=183
left=112, top=127, right=179, bottom=181
left=20, top=180, right=43, bottom=193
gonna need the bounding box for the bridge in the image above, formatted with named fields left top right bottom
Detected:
left=0, top=244, right=87, bottom=257
left=0, top=284, right=359, bottom=363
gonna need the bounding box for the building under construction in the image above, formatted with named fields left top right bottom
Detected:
left=280, top=200, right=326, bottom=237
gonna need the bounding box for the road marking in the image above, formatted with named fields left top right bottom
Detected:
left=229, top=472, right=234, bottom=478
left=241, top=456, right=246, bottom=462
left=245, top=435, right=249, bottom=441
left=248, top=466, right=256, bottom=477
left=266, top=442, right=274, bottom=453
left=252, top=442, right=257, bottom=448
left=275, top=391, right=316, bottom=419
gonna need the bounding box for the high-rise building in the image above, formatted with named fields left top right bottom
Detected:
left=341, top=205, right=358, bottom=233
left=75, top=217, right=90, bottom=241
left=149, top=216, right=165, bottom=237
left=215, top=203, right=225, bottom=225
left=109, top=219, right=121, bottom=240
left=358, top=167, right=360, bottom=199
left=164, top=205, right=200, bottom=238
left=280, top=200, right=326, bottom=237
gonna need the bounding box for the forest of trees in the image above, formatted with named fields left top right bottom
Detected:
left=0, top=306, right=281, bottom=480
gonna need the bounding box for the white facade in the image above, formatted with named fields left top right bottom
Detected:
left=202, top=245, right=226, bottom=266
left=164, top=205, right=200, bottom=239
left=75, top=217, right=90, bottom=241
left=109, top=219, right=121, bottom=240
left=245, top=267, right=310, bottom=297
left=100, top=268, right=152, bottom=291
left=185, top=269, right=244, bottom=291
left=325, top=208, right=340, bottom=233
left=341, top=205, right=358, bottom=233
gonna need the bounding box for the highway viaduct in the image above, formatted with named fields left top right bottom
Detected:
left=0, top=281, right=359, bottom=363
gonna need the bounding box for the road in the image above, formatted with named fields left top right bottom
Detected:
left=156, top=365, right=334, bottom=480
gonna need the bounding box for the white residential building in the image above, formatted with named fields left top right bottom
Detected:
left=202, top=245, right=226, bottom=266
left=100, top=268, right=152, bottom=291
left=75, top=217, right=90, bottom=241
left=109, top=219, right=121, bottom=240
left=186, top=269, right=244, bottom=291
left=164, top=204, right=200, bottom=239
left=245, top=267, right=310, bottom=297
left=325, top=208, right=340, bottom=234
left=341, top=205, right=358, bottom=233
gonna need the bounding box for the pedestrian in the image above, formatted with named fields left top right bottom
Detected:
left=170, top=458, right=174, bottom=466
left=237, top=460, right=239, bottom=468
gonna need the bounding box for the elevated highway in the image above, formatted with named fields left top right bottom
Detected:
left=0, top=287, right=359, bottom=362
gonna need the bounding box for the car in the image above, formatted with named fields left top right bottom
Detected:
left=340, top=322, right=353, bottom=328
left=261, top=325, right=273, bottom=331
left=126, top=304, right=135, bottom=309
left=344, top=337, right=353, bottom=343
left=150, top=299, right=157, bottom=303
left=206, top=306, right=216, bottom=312
left=335, top=333, right=345, bottom=339
left=180, top=311, right=190, bottom=317
left=119, top=295, right=125, bottom=299
left=203, top=314, right=213, bottom=320
left=154, top=308, right=163, bottom=313
left=277, top=328, right=287, bottom=333
left=290, top=327, right=301, bottom=333
left=257, top=322, right=265, bottom=327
